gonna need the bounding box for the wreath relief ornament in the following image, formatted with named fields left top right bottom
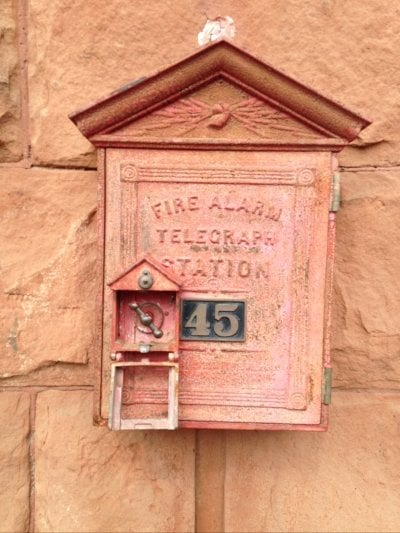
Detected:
left=133, top=96, right=320, bottom=139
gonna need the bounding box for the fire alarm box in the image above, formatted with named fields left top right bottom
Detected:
left=70, top=39, right=370, bottom=431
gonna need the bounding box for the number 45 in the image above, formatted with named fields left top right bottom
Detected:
left=184, top=302, right=240, bottom=338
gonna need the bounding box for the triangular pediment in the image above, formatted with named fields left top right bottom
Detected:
left=70, top=39, right=370, bottom=149
left=109, top=256, right=181, bottom=292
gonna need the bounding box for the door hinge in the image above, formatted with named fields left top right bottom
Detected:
left=330, top=172, right=340, bottom=212
left=323, top=367, right=332, bottom=405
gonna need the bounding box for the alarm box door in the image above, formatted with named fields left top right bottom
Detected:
left=102, top=148, right=332, bottom=429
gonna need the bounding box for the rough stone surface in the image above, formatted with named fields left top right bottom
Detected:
left=332, top=170, right=400, bottom=388
left=35, top=390, right=195, bottom=533
left=29, top=0, right=400, bottom=167
left=0, top=0, right=22, bottom=162
left=0, top=391, right=30, bottom=532
left=0, top=167, right=96, bottom=384
left=223, top=390, right=400, bottom=533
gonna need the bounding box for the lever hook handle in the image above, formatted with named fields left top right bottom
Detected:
left=128, top=303, right=164, bottom=339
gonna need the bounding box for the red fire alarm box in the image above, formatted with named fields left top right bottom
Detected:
left=70, top=39, right=370, bottom=431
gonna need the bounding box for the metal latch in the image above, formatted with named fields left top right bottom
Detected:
left=330, top=172, right=340, bottom=212
left=109, top=359, right=179, bottom=430
left=323, top=367, right=332, bottom=405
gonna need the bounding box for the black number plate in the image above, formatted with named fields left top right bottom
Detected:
left=180, top=300, right=245, bottom=341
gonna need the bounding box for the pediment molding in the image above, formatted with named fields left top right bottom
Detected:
left=70, top=39, right=370, bottom=148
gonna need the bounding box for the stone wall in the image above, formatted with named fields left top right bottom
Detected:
left=1, top=1, right=399, bottom=531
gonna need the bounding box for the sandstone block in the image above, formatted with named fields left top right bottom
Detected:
left=0, top=391, right=30, bottom=532
left=332, top=170, right=400, bottom=388
left=0, top=0, right=22, bottom=162
left=28, top=1, right=400, bottom=167
left=0, top=167, right=96, bottom=384
left=35, top=390, right=195, bottom=532
left=28, top=0, right=201, bottom=167
left=224, top=390, right=400, bottom=532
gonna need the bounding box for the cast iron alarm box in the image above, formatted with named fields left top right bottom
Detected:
left=70, top=39, right=370, bottom=431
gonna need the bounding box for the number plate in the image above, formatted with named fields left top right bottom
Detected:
left=181, top=300, right=245, bottom=341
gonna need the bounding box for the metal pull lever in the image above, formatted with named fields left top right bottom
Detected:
left=128, top=303, right=164, bottom=339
